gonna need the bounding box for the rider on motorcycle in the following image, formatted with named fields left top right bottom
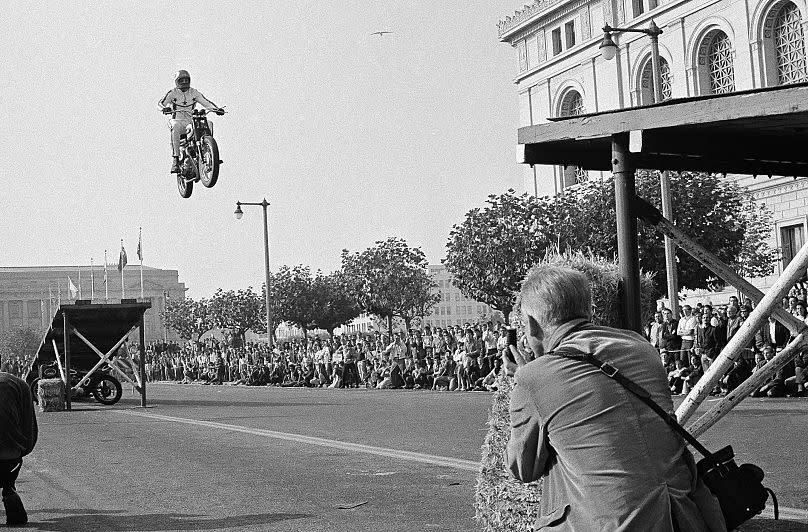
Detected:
left=159, top=70, right=224, bottom=174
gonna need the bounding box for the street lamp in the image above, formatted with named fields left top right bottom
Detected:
left=234, top=199, right=273, bottom=350
left=600, top=20, right=663, bottom=103
left=600, top=19, right=679, bottom=318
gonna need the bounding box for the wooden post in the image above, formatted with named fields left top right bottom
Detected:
left=63, top=311, right=71, bottom=411
left=139, top=314, right=147, bottom=407
left=612, top=133, right=642, bottom=332
left=659, top=171, right=679, bottom=317
left=676, top=240, right=808, bottom=424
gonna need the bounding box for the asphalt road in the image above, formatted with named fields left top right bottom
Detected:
left=7, top=383, right=808, bottom=531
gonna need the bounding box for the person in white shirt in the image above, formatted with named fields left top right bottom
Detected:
left=676, top=305, right=698, bottom=364
left=158, top=70, right=223, bottom=173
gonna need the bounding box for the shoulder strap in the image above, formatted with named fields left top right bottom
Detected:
left=550, top=348, right=713, bottom=459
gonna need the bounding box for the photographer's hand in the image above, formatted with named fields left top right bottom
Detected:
left=502, top=344, right=533, bottom=377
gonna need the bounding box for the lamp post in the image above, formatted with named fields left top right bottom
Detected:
left=234, top=199, right=273, bottom=350
left=600, top=20, right=680, bottom=319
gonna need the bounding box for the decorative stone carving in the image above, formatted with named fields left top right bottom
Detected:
left=537, top=29, right=547, bottom=62
left=603, top=0, right=614, bottom=26
left=581, top=5, right=591, bottom=40
left=498, top=0, right=566, bottom=38
left=519, top=40, right=528, bottom=71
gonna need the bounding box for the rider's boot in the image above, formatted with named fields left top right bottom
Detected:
left=170, top=156, right=180, bottom=174
left=2, top=488, right=27, bottom=526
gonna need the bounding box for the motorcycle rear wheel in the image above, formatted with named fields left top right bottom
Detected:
left=91, top=375, right=122, bottom=405
left=199, top=135, right=219, bottom=188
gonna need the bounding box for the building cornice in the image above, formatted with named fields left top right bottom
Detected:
left=499, top=0, right=577, bottom=42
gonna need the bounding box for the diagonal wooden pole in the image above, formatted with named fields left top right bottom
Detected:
left=688, top=333, right=808, bottom=436
left=675, top=240, right=808, bottom=424
left=633, top=197, right=808, bottom=425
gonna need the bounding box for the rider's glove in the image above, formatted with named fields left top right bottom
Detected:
left=162, top=107, right=173, bottom=114
left=215, top=108, right=225, bottom=116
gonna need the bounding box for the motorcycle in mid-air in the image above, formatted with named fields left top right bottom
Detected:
left=163, top=107, right=226, bottom=198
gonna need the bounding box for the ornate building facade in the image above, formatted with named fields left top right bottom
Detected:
left=0, top=265, right=186, bottom=342
left=499, top=0, right=808, bottom=290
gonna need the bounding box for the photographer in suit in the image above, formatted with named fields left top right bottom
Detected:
left=503, top=265, right=725, bottom=531
left=0, top=370, right=38, bottom=526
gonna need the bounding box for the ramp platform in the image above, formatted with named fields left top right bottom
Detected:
left=26, top=300, right=151, bottom=410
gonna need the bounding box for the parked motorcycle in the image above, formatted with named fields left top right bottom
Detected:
left=163, top=107, right=225, bottom=198
left=32, top=362, right=123, bottom=405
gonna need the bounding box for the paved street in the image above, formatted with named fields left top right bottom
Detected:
left=7, top=383, right=808, bottom=531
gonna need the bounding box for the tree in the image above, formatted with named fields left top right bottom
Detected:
left=161, top=297, right=213, bottom=342
left=272, top=265, right=317, bottom=340
left=555, top=171, right=776, bottom=296
left=342, top=237, right=439, bottom=332
left=310, top=271, right=361, bottom=337
left=208, top=288, right=264, bottom=347
left=444, top=191, right=555, bottom=322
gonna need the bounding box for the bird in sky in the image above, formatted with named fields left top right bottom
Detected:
left=371, top=31, right=393, bottom=36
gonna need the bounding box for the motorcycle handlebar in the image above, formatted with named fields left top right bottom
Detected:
left=161, top=107, right=226, bottom=115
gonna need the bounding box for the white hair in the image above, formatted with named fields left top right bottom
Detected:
left=520, top=264, right=592, bottom=327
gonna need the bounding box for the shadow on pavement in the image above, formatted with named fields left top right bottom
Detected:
left=24, top=509, right=311, bottom=531
left=740, top=518, right=808, bottom=531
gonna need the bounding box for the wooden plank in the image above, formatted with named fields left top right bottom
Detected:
left=518, top=84, right=808, bottom=145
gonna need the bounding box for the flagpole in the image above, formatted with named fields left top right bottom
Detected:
left=58, top=284, right=62, bottom=307
left=139, top=227, right=144, bottom=300
left=91, top=258, right=95, bottom=301
left=120, top=239, right=125, bottom=300
left=48, top=283, right=53, bottom=318
left=104, top=250, right=109, bottom=301
left=78, top=268, right=82, bottom=300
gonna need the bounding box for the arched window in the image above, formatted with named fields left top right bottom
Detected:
left=773, top=2, right=807, bottom=84
left=558, top=90, right=588, bottom=187
left=639, top=57, right=672, bottom=104
left=698, top=31, right=736, bottom=94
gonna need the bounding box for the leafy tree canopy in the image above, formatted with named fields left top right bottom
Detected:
left=342, top=237, right=439, bottom=329
left=444, top=190, right=555, bottom=322
left=208, top=288, right=264, bottom=346
left=446, top=174, right=776, bottom=316
left=161, top=297, right=213, bottom=342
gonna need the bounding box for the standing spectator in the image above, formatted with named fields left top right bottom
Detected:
left=659, top=308, right=680, bottom=368
left=694, top=312, right=720, bottom=384
left=677, top=305, right=698, bottom=364
left=647, top=312, right=664, bottom=351
left=0, top=371, right=37, bottom=526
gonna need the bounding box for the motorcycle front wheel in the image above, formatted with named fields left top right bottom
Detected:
left=199, top=135, right=219, bottom=188
left=91, top=375, right=122, bottom=405
left=177, top=173, right=193, bottom=198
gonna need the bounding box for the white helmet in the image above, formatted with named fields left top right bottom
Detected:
left=175, top=70, right=191, bottom=90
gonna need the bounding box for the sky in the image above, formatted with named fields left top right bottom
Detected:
left=0, top=1, right=526, bottom=298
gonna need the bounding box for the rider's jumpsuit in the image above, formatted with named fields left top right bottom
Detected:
left=158, top=88, right=218, bottom=157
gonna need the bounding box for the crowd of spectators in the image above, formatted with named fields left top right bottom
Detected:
left=0, top=354, right=29, bottom=379
left=138, top=321, right=506, bottom=392
left=646, top=286, right=807, bottom=398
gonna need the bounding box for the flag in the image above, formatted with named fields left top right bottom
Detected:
left=68, top=277, right=78, bottom=299
left=118, top=243, right=127, bottom=272
left=137, top=228, right=143, bottom=261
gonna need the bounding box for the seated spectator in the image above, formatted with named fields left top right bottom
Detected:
left=721, top=356, right=752, bottom=395
left=682, top=354, right=703, bottom=395
left=668, top=359, right=691, bottom=395
left=432, top=354, right=457, bottom=391
left=750, top=345, right=792, bottom=398
left=474, top=357, right=502, bottom=391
